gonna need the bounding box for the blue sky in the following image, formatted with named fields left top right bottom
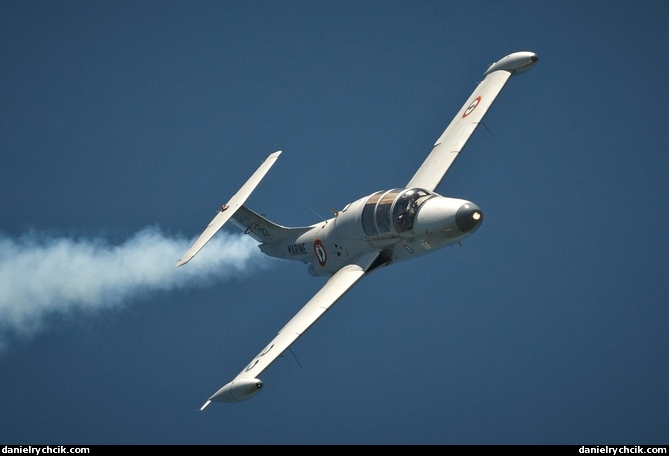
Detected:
left=1, top=0, right=668, bottom=445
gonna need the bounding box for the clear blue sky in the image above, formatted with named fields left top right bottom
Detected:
left=1, top=0, right=668, bottom=445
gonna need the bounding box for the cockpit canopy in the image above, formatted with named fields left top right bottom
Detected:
left=361, top=188, right=433, bottom=236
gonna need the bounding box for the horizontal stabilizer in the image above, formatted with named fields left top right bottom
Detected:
left=176, top=151, right=281, bottom=267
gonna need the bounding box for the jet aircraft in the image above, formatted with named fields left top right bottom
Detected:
left=177, top=51, right=539, bottom=409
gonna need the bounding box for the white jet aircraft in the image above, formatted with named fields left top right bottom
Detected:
left=178, top=51, right=538, bottom=409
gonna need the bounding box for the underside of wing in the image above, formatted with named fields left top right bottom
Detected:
left=407, top=51, right=538, bottom=192
left=200, top=250, right=381, bottom=408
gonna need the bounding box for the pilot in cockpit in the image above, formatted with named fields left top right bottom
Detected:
left=396, top=191, right=418, bottom=232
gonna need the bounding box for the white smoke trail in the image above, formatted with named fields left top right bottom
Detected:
left=0, top=227, right=270, bottom=349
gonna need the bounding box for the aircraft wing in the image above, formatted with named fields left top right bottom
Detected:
left=407, top=51, right=538, bottom=192
left=176, top=151, right=281, bottom=267
left=200, top=250, right=381, bottom=408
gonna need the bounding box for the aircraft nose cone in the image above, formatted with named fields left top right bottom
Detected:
left=455, top=202, right=483, bottom=233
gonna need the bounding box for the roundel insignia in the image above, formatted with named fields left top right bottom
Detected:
left=463, top=96, right=481, bottom=118
left=313, top=239, right=327, bottom=267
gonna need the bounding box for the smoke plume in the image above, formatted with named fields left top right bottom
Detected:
left=0, top=227, right=269, bottom=349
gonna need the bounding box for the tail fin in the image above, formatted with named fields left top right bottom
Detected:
left=229, top=206, right=312, bottom=244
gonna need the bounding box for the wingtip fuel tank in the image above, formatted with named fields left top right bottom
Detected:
left=206, top=378, right=263, bottom=404
left=483, top=51, right=538, bottom=76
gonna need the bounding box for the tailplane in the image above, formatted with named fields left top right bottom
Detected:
left=176, top=151, right=281, bottom=267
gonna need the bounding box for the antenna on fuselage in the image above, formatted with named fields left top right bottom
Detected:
left=307, top=206, right=328, bottom=223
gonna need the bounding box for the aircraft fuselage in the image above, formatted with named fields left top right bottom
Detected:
left=259, top=187, right=483, bottom=276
